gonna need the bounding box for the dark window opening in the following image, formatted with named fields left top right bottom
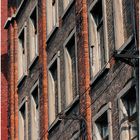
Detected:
left=96, top=112, right=109, bottom=140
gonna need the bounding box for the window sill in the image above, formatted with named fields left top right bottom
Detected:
left=61, top=0, right=75, bottom=19
left=90, top=63, right=110, bottom=86
left=48, top=117, right=61, bottom=132
left=28, top=55, right=39, bottom=70
left=115, top=34, right=134, bottom=54
left=17, top=73, right=27, bottom=88
left=64, top=95, right=79, bottom=114
left=47, top=24, right=59, bottom=43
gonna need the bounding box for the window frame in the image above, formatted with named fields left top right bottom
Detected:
left=88, top=0, right=109, bottom=81
left=117, top=80, right=138, bottom=140
left=92, top=102, right=113, bottom=140
left=18, top=96, right=28, bottom=140
left=30, top=80, right=40, bottom=140
left=48, top=51, right=61, bottom=126
left=46, top=0, right=59, bottom=40
left=18, top=23, right=27, bottom=84
left=63, top=28, right=78, bottom=107
left=28, top=4, right=39, bottom=70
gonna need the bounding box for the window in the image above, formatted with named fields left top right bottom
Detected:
left=113, top=0, right=134, bottom=50
left=30, top=83, right=39, bottom=140
left=46, top=0, right=58, bottom=36
left=92, top=103, right=112, bottom=140
left=88, top=0, right=108, bottom=78
left=64, top=30, right=77, bottom=107
left=18, top=98, right=28, bottom=140
left=48, top=52, right=61, bottom=125
left=118, top=87, right=138, bottom=140
left=29, top=7, right=38, bottom=64
left=18, top=27, right=27, bottom=80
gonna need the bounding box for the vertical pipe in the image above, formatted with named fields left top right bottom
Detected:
left=38, top=0, right=48, bottom=139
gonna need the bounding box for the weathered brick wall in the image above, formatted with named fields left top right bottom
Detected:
left=15, top=0, right=41, bottom=139
left=46, top=1, right=80, bottom=139
left=1, top=0, right=8, bottom=139
left=87, top=0, right=137, bottom=140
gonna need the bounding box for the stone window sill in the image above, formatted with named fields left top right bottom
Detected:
left=90, top=63, right=110, bottom=86
left=61, top=0, right=75, bottom=19
left=47, top=24, right=59, bottom=43
left=28, top=55, right=39, bottom=70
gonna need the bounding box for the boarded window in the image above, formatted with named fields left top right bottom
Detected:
left=29, top=8, right=38, bottom=63
left=89, top=0, right=107, bottom=78
left=46, top=0, right=58, bottom=35
left=31, top=85, right=39, bottom=140
left=65, top=35, right=76, bottom=106
left=48, top=54, right=61, bottom=125
left=19, top=103, right=26, bottom=140
left=119, top=87, right=138, bottom=140
left=18, top=28, right=26, bottom=80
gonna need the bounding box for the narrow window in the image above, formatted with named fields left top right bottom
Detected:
left=89, top=0, right=108, bottom=78
left=19, top=103, right=26, bottom=140
left=29, top=8, right=38, bottom=63
left=65, top=34, right=77, bottom=106
left=48, top=53, right=61, bottom=125
left=46, top=0, right=58, bottom=36
left=92, top=103, right=112, bottom=140
left=96, top=112, right=109, bottom=140
left=31, top=85, right=39, bottom=140
left=113, top=0, right=134, bottom=50
left=18, top=28, right=26, bottom=80
left=119, top=87, right=138, bottom=140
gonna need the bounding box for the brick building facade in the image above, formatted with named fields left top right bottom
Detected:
left=3, top=0, right=139, bottom=140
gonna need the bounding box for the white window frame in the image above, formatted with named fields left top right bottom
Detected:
left=117, top=80, right=137, bottom=140
left=63, top=28, right=78, bottom=107
left=18, top=23, right=27, bottom=83
left=88, top=0, right=109, bottom=79
left=28, top=5, right=39, bottom=69
left=18, top=96, right=28, bottom=140
left=48, top=51, right=61, bottom=125
left=30, top=80, right=40, bottom=140
left=46, top=0, right=59, bottom=38
left=92, top=102, right=113, bottom=140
